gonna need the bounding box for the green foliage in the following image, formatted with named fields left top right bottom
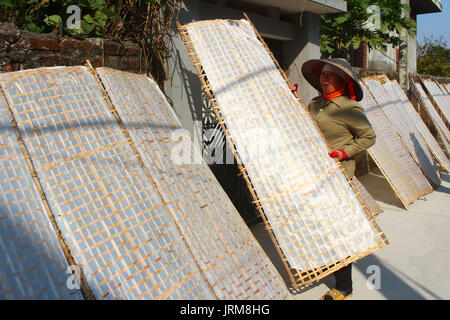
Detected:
left=417, top=36, right=450, bottom=77
left=0, top=0, right=117, bottom=37
left=320, top=0, right=416, bottom=59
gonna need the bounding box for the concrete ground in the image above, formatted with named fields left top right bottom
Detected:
left=250, top=170, right=450, bottom=300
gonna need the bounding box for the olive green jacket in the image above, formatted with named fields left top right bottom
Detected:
left=307, top=95, right=376, bottom=178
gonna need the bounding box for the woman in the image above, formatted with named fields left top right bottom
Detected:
left=301, top=58, right=376, bottom=300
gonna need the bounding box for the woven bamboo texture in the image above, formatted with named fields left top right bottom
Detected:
left=0, top=66, right=218, bottom=300
left=389, top=80, right=450, bottom=173
left=351, top=176, right=383, bottom=216
left=375, top=79, right=440, bottom=187
left=436, top=82, right=450, bottom=102
left=359, top=82, right=430, bottom=208
left=410, top=81, right=450, bottom=153
left=0, top=90, right=83, bottom=300
left=95, top=66, right=290, bottom=299
left=363, top=78, right=436, bottom=191
left=179, top=18, right=385, bottom=288
left=422, top=79, right=450, bottom=127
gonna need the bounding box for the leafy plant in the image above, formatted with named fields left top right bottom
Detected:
left=320, top=0, right=416, bottom=59
left=417, top=36, right=450, bottom=77
left=1, top=0, right=179, bottom=86
left=0, top=0, right=117, bottom=37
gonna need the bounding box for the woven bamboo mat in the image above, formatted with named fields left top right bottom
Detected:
left=179, top=18, right=386, bottom=288
left=371, top=79, right=440, bottom=187
left=95, top=66, right=290, bottom=299
left=359, top=82, right=429, bottom=208
left=410, top=81, right=450, bottom=151
left=363, top=78, right=436, bottom=193
left=436, top=82, right=450, bottom=101
left=0, top=88, right=83, bottom=299
left=0, top=66, right=216, bottom=299
left=389, top=80, right=449, bottom=173
left=351, top=176, right=383, bottom=216
left=422, top=79, right=450, bottom=127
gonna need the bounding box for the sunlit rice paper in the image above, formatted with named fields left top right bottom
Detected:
left=422, top=79, right=450, bottom=125
left=369, top=79, right=440, bottom=187
left=360, top=81, right=431, bottom=207
left=411, top=82, right=450, bottom=150
left=0, top=66, right=214, bottom=299
left=95, top=67, right=290, bottom=299
left=389, top=80, right=449, bottom=173
left=0, top=90, right=83, bottom=300
left=184, top=19, right=383, bottom=272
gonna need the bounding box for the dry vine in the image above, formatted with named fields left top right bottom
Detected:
left=105, top=0, right=180, bottom=86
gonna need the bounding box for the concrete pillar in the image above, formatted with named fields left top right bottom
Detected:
left=164, top=0, right=202, bottom=139
left=408, top=11, right=418, bottom=74
left=398, top=0, right=410, bottom=90
left=282, top=12, right=321, bottom=106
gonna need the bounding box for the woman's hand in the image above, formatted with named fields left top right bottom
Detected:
left=329, top=150, right=348, bottom=160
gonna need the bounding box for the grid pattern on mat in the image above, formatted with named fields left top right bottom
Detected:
left=374, top=79, right=440, bottom=187
left=351, top=176, right=382, bottom=216
left=359, top=83, right=428, bottom=207
left=389, top=80, right=449, bottom=173
left=436, top=82, right=450, bottom=101
left=363, top=79, right=435, bottom=193
left=0, top=66, right=215, bottom=300
left=182, top=19, right=384, bottom=279
left=422, top=80, right=450, bottom=125
left=411, top=82, right=450, bottom=149
left=95, top=67, right=290, bottom=300
left=0, top=91, right=83, bottom=300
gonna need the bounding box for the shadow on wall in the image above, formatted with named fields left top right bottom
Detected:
left=163, top=6, right=204, bottom=126
left=167, top=40, right=204, bottom=125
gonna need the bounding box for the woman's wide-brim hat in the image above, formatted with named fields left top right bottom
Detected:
left=301, top=58, right=363, bottom=101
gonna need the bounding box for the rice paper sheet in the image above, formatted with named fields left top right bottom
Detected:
left=351, top=176, right=382, bottom=216
left=436, top=82, right=450, bottom=102
left=184, top=19, right=383, bottom=272
left=422, top=80, right=450, bottom=125
left=389, top=80, right=449, bottom=173
left=412, top=82, right=450, bottom=151
left=366, top=79, right=440, bottom=187
left=364, top=79, right=436, bottom=190
left=0, top=67, right=214, bottom=299
left=0, top=91, right=83, bottom=300
left=359, top=83, right=431, bottom=207
left=95, top=67, right=290, bottom=299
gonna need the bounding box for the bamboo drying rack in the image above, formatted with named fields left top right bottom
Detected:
left=0, top=84, right=95, bottom=300
left=362, top=78, right=434, bottom=194
left=177, top=15, right=387, bottom=288
left=409, top=75, right=450, bottom=159
left=369, top=77, right=439, bottom=189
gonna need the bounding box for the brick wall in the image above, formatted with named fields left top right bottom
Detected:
left=0, top=22, right=144, bottom=74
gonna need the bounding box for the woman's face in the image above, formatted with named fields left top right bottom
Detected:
left=320, top=69, right=346, bottom=94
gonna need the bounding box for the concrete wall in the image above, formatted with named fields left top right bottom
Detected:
left=363, top=2, right=419, bottom=90
left=282, top=12, right=321, bottom=105
left=367, top=45, right=397, bottom=72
